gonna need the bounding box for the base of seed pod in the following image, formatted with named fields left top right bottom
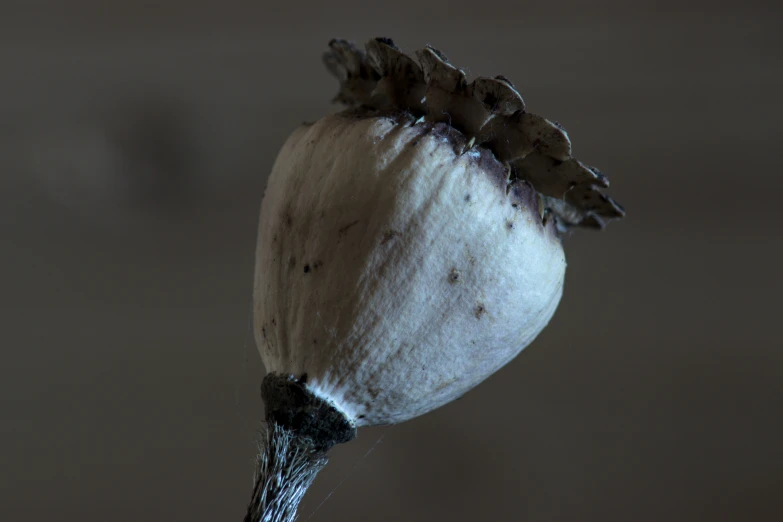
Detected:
left=244, top=374, right=357, bottom=522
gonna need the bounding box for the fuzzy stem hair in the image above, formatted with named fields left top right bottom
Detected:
left=243, top=421, right=329, bottom=522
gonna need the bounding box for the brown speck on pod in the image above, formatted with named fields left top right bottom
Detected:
left=380, top=229, right=399, bottom=245
left=337, top=219, right=360, bottom=239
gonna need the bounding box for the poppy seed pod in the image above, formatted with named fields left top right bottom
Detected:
left=254, top=37, right=623, bottom=429
left=245, top=37, right=624, bottom=522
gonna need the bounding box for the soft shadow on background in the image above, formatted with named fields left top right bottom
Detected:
left=2, top=1, right=781, bottom=521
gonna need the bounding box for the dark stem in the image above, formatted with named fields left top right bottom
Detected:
left=243, top=422, right=328, bottom=522
left=243, top=373, right=357, bottom=522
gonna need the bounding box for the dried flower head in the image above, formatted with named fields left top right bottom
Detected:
left=246, top=37, right=624, bottom=522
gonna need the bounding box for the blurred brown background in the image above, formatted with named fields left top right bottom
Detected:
left=2, top=1, right=781, bottom=521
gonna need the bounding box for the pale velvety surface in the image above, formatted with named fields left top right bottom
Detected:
left=2, top=2, right=782, bottom=522
left=254, top=113, right=565, bottom=425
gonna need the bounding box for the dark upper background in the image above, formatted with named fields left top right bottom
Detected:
left=2, top=1, right=781, bottom=521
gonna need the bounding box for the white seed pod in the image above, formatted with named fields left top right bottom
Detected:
left=253, top=38, right=623, bottom=429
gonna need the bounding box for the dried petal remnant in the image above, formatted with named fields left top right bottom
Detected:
left=323, top=37, right=625, bottom=233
